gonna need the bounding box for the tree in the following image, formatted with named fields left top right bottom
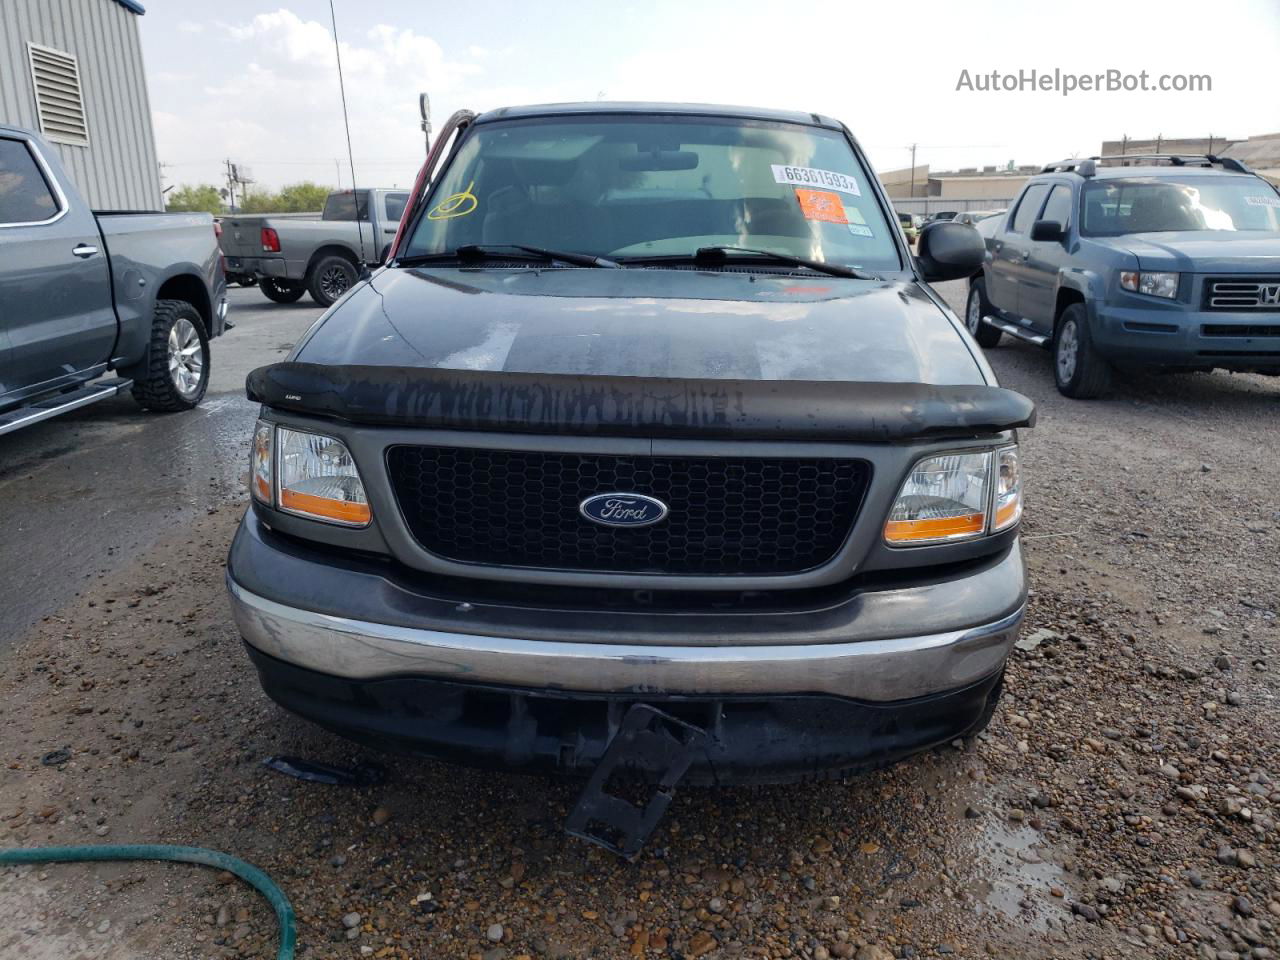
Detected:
left=277, top=182, right=332, bottom=212
left=166, top=184, right=223, bottom=215
left=238, top=189, right=280, bottom=213
left=238, top=182, right=333, bottom=214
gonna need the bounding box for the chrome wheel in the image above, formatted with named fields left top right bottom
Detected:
left=966, top=288, right=983, bottom=334
left=167, top=317, right=204, bottom=399
left=1056, top=318, right=1079, bottom=384
left=318, top=264, right=351, bottom=301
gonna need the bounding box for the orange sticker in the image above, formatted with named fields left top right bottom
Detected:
left=795, top=188, right=847, bottom=224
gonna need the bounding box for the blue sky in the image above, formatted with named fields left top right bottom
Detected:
left=139, top=0, right=1280, bottom=194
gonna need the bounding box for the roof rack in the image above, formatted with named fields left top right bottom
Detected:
left=1040, top=157, right=1100, bottom=176
left=1039, top=154, right=1252, bottom=178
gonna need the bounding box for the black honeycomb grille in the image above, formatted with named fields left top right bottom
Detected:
left=385, top=446, right=869, bottom=575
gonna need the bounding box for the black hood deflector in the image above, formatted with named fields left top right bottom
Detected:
left=246, top=363, right=1035, bottom=442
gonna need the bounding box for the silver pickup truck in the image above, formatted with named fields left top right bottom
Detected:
left=219, top=188, right=409, bottom=307
left=0, top=125, right=227, bottom=436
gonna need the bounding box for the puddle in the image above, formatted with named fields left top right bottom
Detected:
left=969, top=816, right=1071, bottom=933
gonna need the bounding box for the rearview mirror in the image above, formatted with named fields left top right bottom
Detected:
left=916, top=221, right=985, bottom=282
left=1030, top=219, right=1064, bottom=242
left=618, top=150, right=699, bottom=172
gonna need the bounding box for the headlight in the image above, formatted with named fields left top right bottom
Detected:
left=884, top=445, right=1022, bottom=546
left=1119, top=271, right=1179, bottom=299
left=252, top=425, right=371, bottom=527
left=885, top=452, right=991, bottom=545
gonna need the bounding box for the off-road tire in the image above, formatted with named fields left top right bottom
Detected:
left=131, top=299, right=210, bottom=412
left=1053, top=303, right=1112, bottom=399
left=260, top=278, right=305, bottom=303
left=307, top=255, right=358, bottom=307
left=966, top=280, right=1003, bottom=348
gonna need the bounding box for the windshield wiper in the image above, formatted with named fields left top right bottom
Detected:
left=399, top=243, right=619, bottom=268
left=621, top=245, right=878, bottom=280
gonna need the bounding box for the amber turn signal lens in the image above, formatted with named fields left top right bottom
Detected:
left=251, top=420, right=273, bottom=505
left=885, top=512, right=985, bottom=543
left=278, top=488, right=371, bottom=526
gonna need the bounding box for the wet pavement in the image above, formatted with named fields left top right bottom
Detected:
left=0, top=286, right=325, bottom=649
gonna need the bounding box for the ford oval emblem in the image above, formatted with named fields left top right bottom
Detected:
left=579, top=492, right=668, bottom=527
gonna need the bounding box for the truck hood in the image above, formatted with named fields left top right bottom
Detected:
left=1099, top=231, right=1280, bottom=273
left=293, top=266, right=987, bottom=386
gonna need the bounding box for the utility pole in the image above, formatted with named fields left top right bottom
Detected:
left=908, top=143, right=917, bottom=197
left=334, top=159, right=342, bottom=189
left=1156, top=133, right=1162, bottom=152
left=224, top=158, right=237, bottom=212
left=1120, top=134, right=1128, bottom=156
left=1207, top=133, right=1215, bottom=154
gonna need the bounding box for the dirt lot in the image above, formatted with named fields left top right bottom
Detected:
left=1, top=282, right=1277, bottom=960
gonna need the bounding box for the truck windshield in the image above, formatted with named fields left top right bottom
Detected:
left=402, top=115, right=900, bottom=271
left=1082, top=177, right=1280, bottom=236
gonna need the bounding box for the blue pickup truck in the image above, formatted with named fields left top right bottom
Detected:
left=0, top=124, right=227, bottom=434
left=965, top=155, right=1280, bottom=397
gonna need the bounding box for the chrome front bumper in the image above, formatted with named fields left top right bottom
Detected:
left=229, top=577, right=1024, bottom=703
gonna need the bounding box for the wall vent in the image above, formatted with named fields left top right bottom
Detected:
left=26, top=43, right=90, bottom=146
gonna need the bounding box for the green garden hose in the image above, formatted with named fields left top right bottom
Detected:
left=0, top=844, right=295, bottom=960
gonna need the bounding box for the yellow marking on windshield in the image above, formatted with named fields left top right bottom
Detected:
left=428, top=180, right=478, bottom=220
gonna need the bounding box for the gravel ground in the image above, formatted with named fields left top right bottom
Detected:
left=1, top=280, right=1277, bottom=959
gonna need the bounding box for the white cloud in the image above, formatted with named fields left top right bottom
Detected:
left=152, top=8, right=542, bottom=192
left=176, top=20, right=204, bottom=34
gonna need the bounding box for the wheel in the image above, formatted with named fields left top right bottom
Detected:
left=259, top=278, right=305, bottom=303
left=131, top=299, right=210, bottom=412
left=965, top=280, right=1003, bottom=348
left=307, top=255, right=358, bottom=307
left=1053, top=303, right=1112, bottom=398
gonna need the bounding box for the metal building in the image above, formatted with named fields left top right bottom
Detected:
left=0, top=0, right=162, bottom=210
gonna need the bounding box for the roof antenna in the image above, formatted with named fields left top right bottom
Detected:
left=328, top=0, right=369, bottom=277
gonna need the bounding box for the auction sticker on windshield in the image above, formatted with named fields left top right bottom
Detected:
left=772, top=165, right=862, bottom=197
left=795, top=188, right=848, bottom=224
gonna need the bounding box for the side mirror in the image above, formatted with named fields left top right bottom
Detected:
left=1030, top=219, right=1064, bottom=243
left=916, top=220, right=985, bottom=282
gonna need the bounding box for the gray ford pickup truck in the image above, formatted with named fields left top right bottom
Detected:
left=220, top=188, right=409, bottom=307
left=227, top=103, right=1034, bottom=853
left=0, top=125, right=227, bottom=435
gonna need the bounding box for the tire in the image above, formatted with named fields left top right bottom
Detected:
left=130, top=299, right=210, bottom=412
left=965, top=280, right=1003, bottom=348
left=1053, top=303, right=1112, bottom=398
left=259, top=278, right=305, bottom=304
left=307, top=255, right=357, bottom=307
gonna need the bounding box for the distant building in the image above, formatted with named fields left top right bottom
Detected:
left=1100, top=135, right=1235, bottom=158
left=879, top=163, right=1036, bottom=213
left=1100, top=133, right=1280, bottom=186
left=1222, top=133, right=1280, bottom=185
left=0, top=0, right=162, bottom=209
left=878, top=164, right=930, bottom=198
left=927, top=166, right=1039, bottom=201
